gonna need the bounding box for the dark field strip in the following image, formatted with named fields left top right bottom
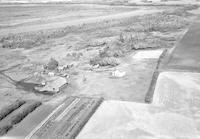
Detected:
left=30, top=97, right=103, bottom=139
left=0, top=100, right=42, bottom=136
left=0, top=100, right=26, bottom=121
left=145, top=49, right=168, bottom=103
left=65, top=98, right=104, bottom=139
left=145, top=71, right=160, bottom=103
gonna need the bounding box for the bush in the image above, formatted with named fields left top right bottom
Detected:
left=140, top=14, right=187, bottom=32
left=90, top=57, right=119, bottom=67
left=45, top=58, right=59, bottom=70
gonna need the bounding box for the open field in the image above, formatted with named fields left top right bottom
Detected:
left=0, top=3, right=197, bottom=103
left=0, top=2, right=199, bottom=135
left=0, top=4, right=138, bottom=31
left=1, top=0, right=200, bottom=5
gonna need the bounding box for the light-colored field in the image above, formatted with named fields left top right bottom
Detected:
left=0, top=4, right=138, bottom=33
left=0, top=0, right=200, bottom=5
left=0, top=5, right=160, bottom=35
